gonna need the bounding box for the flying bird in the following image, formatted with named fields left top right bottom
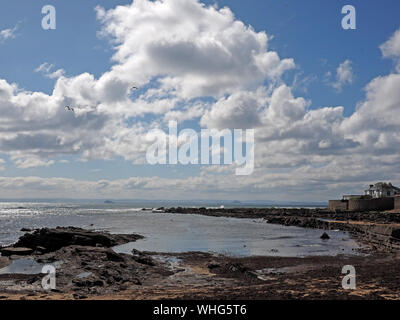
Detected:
left=65, top=106, right=74, bottom=112
left=131, top=86, right=139, bottom=90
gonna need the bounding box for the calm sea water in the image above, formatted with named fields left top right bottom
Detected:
left=0, top=202, right=359, bottom=257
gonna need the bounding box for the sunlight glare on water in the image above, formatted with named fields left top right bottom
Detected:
left=0, top=202, right=360, bottom=257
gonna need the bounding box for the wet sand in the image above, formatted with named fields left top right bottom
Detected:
left=1, top=251, right=400, bottom=300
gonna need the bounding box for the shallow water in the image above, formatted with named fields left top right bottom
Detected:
left=0, top=202, right=360, bottom=258
left=76, top=271, right=93, bottom=279
left=111, top=212, right=359, bottom=257
left=0, top=259, right=63, bottom=275
left=0, top=258, right=43, bottom=275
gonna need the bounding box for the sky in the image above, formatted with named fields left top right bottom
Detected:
left=0, top=0, right=399, bottom=201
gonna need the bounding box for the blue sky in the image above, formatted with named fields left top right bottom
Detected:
left=206, top=0, right=399, bottom=114
left=0, top=0, right=399, bottom=200
left=1, top=0, right=398, bottom=113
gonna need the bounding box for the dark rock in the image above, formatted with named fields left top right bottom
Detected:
left=13, top=227, right=143, bottom=253
left=228, top=263, right=247, bottom=273
left=105, top=250, right=124, bottom=262
left=20, top=228, right=32, bottom=232
left=93, top=280, right=104, bottom=287
left=35, top=246, right=47, bottom=253
left=320, top=232, right=330, bottom=240
left=391, top=228, right=400, bottom=240
left=131, top=249, right=141, bottom=255
left=27, top=276, right=41, bottom=284
left=113, top=275, right=123, bottom=282
left=132, top=255, right=156, bottom=266
left=131, top=250, right=156, bottom=266
left=73, top=279, right=104, bottom=287
left=207, top=262, right=221, bottom=269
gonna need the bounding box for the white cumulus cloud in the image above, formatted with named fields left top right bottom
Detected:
left=0, top=2, right=399, bottom=200
left=380, top=28, right=400, bottom=72
left=332, top=59, right=354, bottom=91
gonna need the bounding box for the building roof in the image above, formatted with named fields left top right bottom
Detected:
left=366, top=182, right=400, bottom=191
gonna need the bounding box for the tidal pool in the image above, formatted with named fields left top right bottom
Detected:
left=110, top=212, right=360, bottom=257
left=0, top=258, right=43, bottom=275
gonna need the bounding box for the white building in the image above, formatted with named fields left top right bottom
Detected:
left=365, top=182, right=400, bottom=198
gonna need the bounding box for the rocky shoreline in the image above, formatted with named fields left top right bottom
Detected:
left=0, top=207, right=400, bottom=300
left=0, top=227, right=173, bottom=299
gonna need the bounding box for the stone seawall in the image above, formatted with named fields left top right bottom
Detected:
left=348, top=197, right=394, bottom=211
left=328, top=200, right=348, bottom=211
left=329, top=197, right=395, bottom=211
left=395, top=196, right=400, bottom=210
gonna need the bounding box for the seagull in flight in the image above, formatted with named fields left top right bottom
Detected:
left=65, top=106, right=74, bottom=112
left=131, top=86, right=139, bottom=90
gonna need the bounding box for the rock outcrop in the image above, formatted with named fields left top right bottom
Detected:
left=320, top=232, right=330, bottom=240
left=5, top=227, right=143, bottom=254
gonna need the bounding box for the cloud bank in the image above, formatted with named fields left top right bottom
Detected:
left=0, top=0, right=399, bottom=200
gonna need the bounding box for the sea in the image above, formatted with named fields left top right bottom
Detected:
left=0, top=200, right=359, bottom=257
